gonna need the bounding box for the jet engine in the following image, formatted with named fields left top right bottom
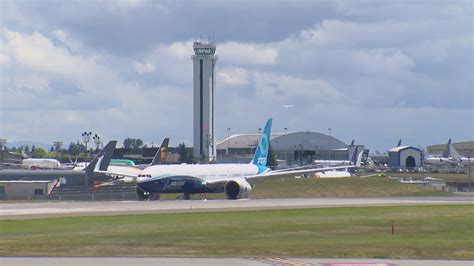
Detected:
left=224, top=179, right=252, bottom=199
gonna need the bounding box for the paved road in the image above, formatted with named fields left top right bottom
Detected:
left=0, top=196, right=472, bottom=220
left=1, top=257, right=472, bottom=266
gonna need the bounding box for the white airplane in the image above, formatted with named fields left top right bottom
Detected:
left=424, top=139, right=456, bottom=165
left=89, top=138, right=170, bottom=185
left=313, top=146, right=362, bottom=178
left=313, top=140, right=362, bottom=167
left=22, top=158, right=61, bottom=169
left=447, top=139, right=473, bottom=165
left=96, top=119, right=357, bottom=200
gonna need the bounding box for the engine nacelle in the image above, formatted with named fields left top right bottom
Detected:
left=224, top=179, right=252, bottom=199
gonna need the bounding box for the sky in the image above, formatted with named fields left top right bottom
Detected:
left=0, top=0, right=472, bottom=152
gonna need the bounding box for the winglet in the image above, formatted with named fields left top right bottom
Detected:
left=85, top=140, right=117, bottom=177
left=150, top=138, right=170, bottom=166
left=252, top=118, right=272, bottom=167
left=397, top=139, right=402, bottom=147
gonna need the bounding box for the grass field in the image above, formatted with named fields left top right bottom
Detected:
left=157, top=175, right=451, bottom=200
left=0, top=205, right=473, bottom=259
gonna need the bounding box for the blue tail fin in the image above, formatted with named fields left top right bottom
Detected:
left=348, top=146, right=359, bottom=175
left=252, top=118, right=272, bottom=166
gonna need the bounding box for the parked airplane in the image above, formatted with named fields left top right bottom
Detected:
left=96, top=119, right=357, bottom=200
left=0, top=141, right=116, bottom=185
left=424, top=139, right=456, bottom=165
left=96, top=138, right=170, bottom=185
left=313, top=146, right=361, bottom=178
left=313, top=140, right=362, bottom=166
left=447, top=139, right=473, bottom=165
left=21, top=158, right=61, bottom=169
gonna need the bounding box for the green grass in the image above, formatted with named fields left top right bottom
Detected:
left=251, top=176, right=451, bottom=198
left=157, top=176, right=451, bottom=200
left=1, top=205, right=473, bottom=259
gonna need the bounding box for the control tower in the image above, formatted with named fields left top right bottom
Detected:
left=192, top=42, right=218, bottom=162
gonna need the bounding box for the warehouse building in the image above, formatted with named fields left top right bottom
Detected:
left=388, top=146, right=423, bottom=170
left=216, top=131, right=357, bottom=165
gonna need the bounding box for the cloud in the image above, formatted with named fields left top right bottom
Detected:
left=252, top=71, right=344, bottom=104
left=218, top=68, right=249, bottom=87
left=0, top=1, right=472, bottom=150
left=219, top=42, right=278, bottom=65
left=131, top=60, right=156, bottom=75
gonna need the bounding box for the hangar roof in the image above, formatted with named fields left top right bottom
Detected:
left=217, top=132, right=347, bottom=151
left=389, top=146, right=421, bottom=152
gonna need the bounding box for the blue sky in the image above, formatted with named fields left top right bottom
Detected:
left=0, top=0, right=472, bottom=152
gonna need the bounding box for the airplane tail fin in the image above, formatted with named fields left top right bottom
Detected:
left=448, top=140, right=461, bottom=160
left=442, top=139, right=452, bottom=158
left=85, top=140, right=117, bottom=177
left=251, top=118, right=272, bottom=167
left=397, top=139, right=402, bottom=147
left=350, top=139, right=355, bottom=146
left=150, top=138, right=170, bottom=166
left=348, top=146, right=359, bottom=175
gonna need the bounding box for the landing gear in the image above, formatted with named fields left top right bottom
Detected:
left=136, top=187, right=160, bottom=201
left=151, top=193, right=160, bottom=200
left=183, top=193, right=191, bottom=200
left=136, top=187, right=150, bottom=201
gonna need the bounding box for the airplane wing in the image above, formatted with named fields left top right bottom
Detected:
left=245, top=165, right=355, bottom=182
left=94, top=169, right=140, bottom=180
left=203, top=165, right=356, bottom=190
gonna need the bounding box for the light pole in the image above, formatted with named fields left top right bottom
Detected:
left=82, top=132, right=92, bottom=157
left=328, top=128, right=332, bottom=166
left=0, top=138, right=6, bottom=168
left=227, top=128, right=231, bottom=155
left=467, top=151, right=471, bottom=192
left=93, top=134, right=101, bottom=151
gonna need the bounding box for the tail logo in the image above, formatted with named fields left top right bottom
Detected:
left=258, top=134, right=268, bottom=165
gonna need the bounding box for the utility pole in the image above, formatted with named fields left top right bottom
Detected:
left=93, top=134, right=101, bottom=151
left=468, top=152, right=471, bottom=192
left=82, top=132, right=92, bottom=158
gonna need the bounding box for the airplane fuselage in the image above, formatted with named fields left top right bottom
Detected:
left=137, top=163, right=268, bottom=194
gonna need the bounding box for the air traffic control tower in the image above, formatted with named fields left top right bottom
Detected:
left=192, top=42, right=218, bottom=162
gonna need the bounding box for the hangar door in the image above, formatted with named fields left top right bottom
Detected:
left=406, top=156, right=416, bottom=168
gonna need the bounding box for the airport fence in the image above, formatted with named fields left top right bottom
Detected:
left=44, top=184, right=138, bottom=201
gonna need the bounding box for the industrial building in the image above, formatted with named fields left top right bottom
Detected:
left=0, top=180, right=56, bottom=200
left=192, top=41, right=218, bottom=162
left=388, top=146, right=423, bottom=169
left=216, top=131, right=361, bottom=165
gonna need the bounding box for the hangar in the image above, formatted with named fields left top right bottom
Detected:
left=388, top=146, right=423, bottom=169
left=216, top=131, right=354, bottom=165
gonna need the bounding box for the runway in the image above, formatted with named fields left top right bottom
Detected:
left=1, top=196, right=472, bottom=220
left=1, top=257, right=472, bottom=266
